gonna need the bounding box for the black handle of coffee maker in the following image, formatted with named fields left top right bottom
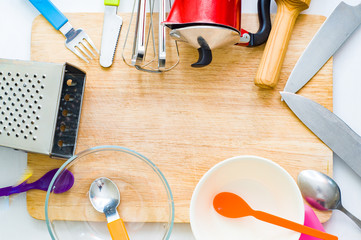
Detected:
left=191, top=36, right=213, bottom=68
left=248, top=0, right=271, bottom=47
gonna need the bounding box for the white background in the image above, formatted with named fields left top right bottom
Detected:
left=1, top=0, right=361, bottom=239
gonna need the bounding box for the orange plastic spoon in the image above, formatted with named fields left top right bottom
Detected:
left=213, top=192, right=337, bottom=240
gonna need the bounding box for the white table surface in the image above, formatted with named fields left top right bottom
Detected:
left=1, top=0, right=361, bottom=239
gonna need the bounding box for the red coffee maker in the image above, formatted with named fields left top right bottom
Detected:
left=163, top=0, right=271, bottom=67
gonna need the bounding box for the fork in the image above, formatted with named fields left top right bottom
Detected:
left=28, top=0, right=99, bottom=63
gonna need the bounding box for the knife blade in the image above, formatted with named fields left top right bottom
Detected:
left=284, top=2, right=361, bottom=93
left=100, top=0, right=123, bottom=68
left=280, top=91, right=361, bottom=177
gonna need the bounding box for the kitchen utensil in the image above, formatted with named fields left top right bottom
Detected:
left=158, top=0, right=167, bottom=70
left=131, top=0, right=148, bottom=66
left=0, top=59, right=86, bottom=159
left=28, top=0, right=98, bottom=63
left=0, top=168, right=73, bottom=197
left=298, top=170, right=361, bottom=229
left=29, top=13, right=333, bottom=223
left=301, top=204, right=326, bottom=240
left=254, top=0, right=311, bottom=88
left=190, top=155, right=304, bottom=240
left=89, top=177, right=129, bottom=240
left=100, top=0, right=123, bottom=68
left=213, top=192, right=337, bottom=240
left=281, top=92, right=361, bottom=178
left=164, top=0, right=272, bottom=67
left=122, top=0, right=179, bottom=72
left=45, top=146, right=174, bottom=240
left=284, top=2, right=361, bottom=93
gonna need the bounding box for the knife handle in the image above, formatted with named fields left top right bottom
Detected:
left=254, top=0, right=309, bottom=89
left=28, top=0, right=68, bottom=30
left=105, top=0, right=120, bottom=6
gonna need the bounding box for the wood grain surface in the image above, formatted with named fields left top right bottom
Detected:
left=27, top=13, right=333, bottom=223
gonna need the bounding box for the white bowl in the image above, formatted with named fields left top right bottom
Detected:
left=190, top=155, right=304, bottom=240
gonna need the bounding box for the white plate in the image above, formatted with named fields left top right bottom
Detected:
left=190, top=155, right=304, bottom=240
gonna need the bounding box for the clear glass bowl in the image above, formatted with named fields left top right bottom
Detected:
left=45, top=146, right=174, bottom=240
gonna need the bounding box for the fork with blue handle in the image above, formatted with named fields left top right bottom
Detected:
left=28, top=0, right=99, bottom=63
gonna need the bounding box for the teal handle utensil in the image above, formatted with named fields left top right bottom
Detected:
left=28, top=0, right=68, bottom=30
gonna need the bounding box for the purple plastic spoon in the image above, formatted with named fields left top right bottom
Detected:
left=0, top=169, right=74, bottom=197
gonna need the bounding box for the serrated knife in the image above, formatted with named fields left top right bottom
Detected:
left=100, top=0, right=123, bottom=68
left=284, top=2, right=361, bottom=93
left=280, top=92, right=361, bottom=177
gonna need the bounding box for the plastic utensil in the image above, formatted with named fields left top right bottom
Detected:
left=213, top=192, right=338, bottom=240
left=298, top=170, right=361, bottom=229
left=0, top=169, right=74, bottom=197
left=89, top=177, right=129, bottom=240
left=300, top=204, right=326, bottom=240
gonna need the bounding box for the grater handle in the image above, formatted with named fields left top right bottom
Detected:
left=28, top=0, right=68, bottom=30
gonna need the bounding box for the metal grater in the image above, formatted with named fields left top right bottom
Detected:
left=0, top=59, right=86, bottom=159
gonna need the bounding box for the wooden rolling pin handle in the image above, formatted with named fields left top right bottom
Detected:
left=254, top=0, right=308, bottom=89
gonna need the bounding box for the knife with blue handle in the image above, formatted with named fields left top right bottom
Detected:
left=281, top=92, right=361, bottom=178
left=284, top=2, right=361, bottom=93
left=27, top=0, right=99, bottom=62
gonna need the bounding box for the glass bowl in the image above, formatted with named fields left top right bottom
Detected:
left=45, top=146, right=174, bottom=240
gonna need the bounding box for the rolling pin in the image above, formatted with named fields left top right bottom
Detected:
left=254, top=0, right=311, bottom=89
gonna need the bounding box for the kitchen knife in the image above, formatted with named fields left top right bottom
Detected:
left=100, top=0, right=123, bottom=68
left=280, top=91, right=361, bottom=178
left=284, top=2, right=361, bottom=93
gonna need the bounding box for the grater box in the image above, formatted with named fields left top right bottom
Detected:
left=0, top=59, right=86, bottom=159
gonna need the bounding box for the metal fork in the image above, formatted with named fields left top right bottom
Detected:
left=28, top=0, right=98, bottom=63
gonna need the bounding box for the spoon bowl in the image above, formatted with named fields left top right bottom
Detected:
left=89, top=177, right=120, bottom=213
left=213, top=192, right=252, bottom=218
left=44, top=169, right=74, bottom=194
left=298, top=170, right=361, bottom=229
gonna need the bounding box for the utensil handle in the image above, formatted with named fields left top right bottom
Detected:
left=132, top=0, right=147, bottom=66
left=253, top=210, right=338, bottom=240
left=28, top=0, right=68, bottom=30
left=0, top=186, right=12, bottom=197
left=0, top=181, right=31, bottom=197
left=339, top=205, right=361, bottom=229
left=248, top=0, right=272, bottom=46
left=158, top=0, right=166, bottom=70
left=254, top=0, right=308, bottom=88
left=104, top=0, right=120, bottom=6
left=107, top=218, right=130, bottom=240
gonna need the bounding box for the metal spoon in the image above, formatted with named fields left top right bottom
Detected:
left=298, top=170, right=361, bottom=229
left=89, top=177, right=129, bottom=240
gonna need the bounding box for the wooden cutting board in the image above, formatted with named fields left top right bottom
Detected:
left=27, top=13, right=333, bottom=223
